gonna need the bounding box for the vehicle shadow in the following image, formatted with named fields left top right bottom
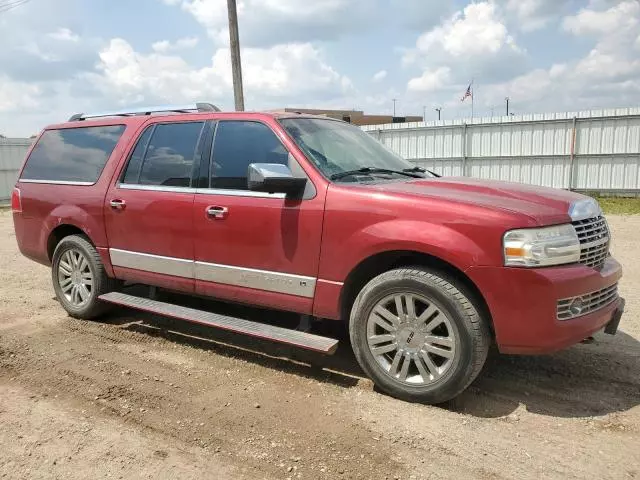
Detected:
left=103, top=287, right=640, bottom=419
left=103, top=287, right=366, bottom=389
left=445, top=331, right=640, bottom=418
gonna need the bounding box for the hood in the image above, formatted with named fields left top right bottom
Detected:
left=364, top=177, right=586, bottom=225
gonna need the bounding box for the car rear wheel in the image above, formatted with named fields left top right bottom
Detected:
left=51, top=235, right=118, bottom=319
left=349, top=267, right=490, bottom=404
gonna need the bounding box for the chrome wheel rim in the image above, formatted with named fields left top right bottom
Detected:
left=57, top=249, right=93, bottom=307
left=366, top=293, right=457, bottom=385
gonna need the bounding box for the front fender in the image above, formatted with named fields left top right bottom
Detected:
left=312, top=219, right=498, bottom=320
left=318, top=219, right=495, bottom=282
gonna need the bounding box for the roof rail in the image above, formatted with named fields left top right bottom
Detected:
left=68, top=102, right=221, bottom=122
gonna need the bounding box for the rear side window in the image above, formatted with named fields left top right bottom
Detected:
left=21, top=125, right=125, bottom=183
left=122, top=122, right=204, bottom=187
left=210, top=121, right=288, bottom=190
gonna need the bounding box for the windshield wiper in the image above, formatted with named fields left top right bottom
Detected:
left=330, top=167, right=422, bottom=181
left=403, top=166, right=441, bottom=177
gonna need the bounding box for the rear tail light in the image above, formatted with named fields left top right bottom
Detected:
left=11, top=187, right=22, bottom=213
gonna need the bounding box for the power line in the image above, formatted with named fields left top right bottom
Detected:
left=0, top=0, right=31, bottom=14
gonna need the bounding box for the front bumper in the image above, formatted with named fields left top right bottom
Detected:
left=466, top=256, right=624, bottom=354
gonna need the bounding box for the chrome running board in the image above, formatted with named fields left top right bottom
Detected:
left=99, top=292, right=338, bottom=354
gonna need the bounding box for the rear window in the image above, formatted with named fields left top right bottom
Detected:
left=21, top=125, right=125, bottom=183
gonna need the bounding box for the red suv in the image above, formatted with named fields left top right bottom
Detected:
left=12, top=103, right=624, bottom=403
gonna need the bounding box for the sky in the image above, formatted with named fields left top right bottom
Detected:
left=0, top=0, right=639, bottom=136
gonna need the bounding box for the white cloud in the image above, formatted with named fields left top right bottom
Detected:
left=151, top=37, right=199, bottom=53
left=504, top=0, right=564, bottom=32
left=411, top=2, right=522, bottom=58
left=563, top=1, right=639, bottom=36
left=93, top=38, right=207, bottom=102
left=214, top=43, right=351, bottom=97
left=407, top=67, right=451, bottom=92
left=92, top=38, right=351, bottom=105
left=481, top=67, right=560, bottom=107
left=48, top=27, right=79, bottom=42
left=2, top=0, right=640, bottom=135
left=574, top=50, right=639, bottom=80
left=479, top=1, right=640, bottom=114
left=0, top=76, right=41, bottom=112
left=400, top=0, right=640, bottom=118
left=163, top=0, right=373, bottom=46
left=372, top=70, right=387, bottom=82
left=563, top=1, right=640, bottom=82
left=403, top=1, right=526, bottom=102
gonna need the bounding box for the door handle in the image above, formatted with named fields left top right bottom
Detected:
left=110, top=199, right=126, bottom=211
left=206, top=205, right=228, bottom=219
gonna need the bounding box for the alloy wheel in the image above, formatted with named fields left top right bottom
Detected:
left=57, top=248, right=93, bottom=307
left=366, top=293, right=457, bottom=385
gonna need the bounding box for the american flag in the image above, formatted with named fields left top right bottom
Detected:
left=461, top=84, right=472, bottom=102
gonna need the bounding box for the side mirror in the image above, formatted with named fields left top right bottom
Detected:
left=248, top=163, right=307, bottom=195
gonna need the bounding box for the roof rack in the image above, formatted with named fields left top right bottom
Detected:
left=68, top=102, right=221, bottom=122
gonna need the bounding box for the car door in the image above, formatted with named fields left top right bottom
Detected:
left=192, top=119, right=326, bottom=314
left=104, top=120, right=209, bottom=293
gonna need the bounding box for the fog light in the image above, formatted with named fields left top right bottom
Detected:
left=569, top=297, right=584, bottom=316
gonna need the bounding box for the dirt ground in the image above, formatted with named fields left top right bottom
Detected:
left=0, top=210, right=639, bottom=480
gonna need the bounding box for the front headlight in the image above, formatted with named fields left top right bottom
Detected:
left=503, top=224, right=580, bottom=267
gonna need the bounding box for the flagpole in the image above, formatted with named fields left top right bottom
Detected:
left=471, top=78, right=474, bottom=118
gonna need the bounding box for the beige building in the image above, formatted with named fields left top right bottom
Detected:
left=271, top=108, right=423, bottom=126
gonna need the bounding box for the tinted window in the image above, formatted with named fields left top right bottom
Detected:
left=122, top=126, right=153, bottom=184
left=21, top=125, right=125, bottom=183
left=210, top=121, right=288, bottom=190
left=134, top=122, right=204, bottom=187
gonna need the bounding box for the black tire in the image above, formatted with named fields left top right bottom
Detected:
left=51, top=235, right=119, bottom=319
left=349, top=267, right=490, bottom=404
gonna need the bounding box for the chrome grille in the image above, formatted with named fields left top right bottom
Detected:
left=572, top=216, right=610, bottom=269
left=557, top=283, right=618, bottom=320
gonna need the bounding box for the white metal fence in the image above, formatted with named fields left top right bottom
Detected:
left=0, top=138, right=31, bottom=202
left=362, top=107, right=640, bottom=194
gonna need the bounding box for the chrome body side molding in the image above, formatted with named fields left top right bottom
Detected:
left=109, top=248, right=317, bottom=298
left=116, top=183, right=287, bottom=199
left=194, top=261, right=316, bottom=298
left=109, top=248, right=194, bottom=279
left=19, top=179, right=95, bottom=186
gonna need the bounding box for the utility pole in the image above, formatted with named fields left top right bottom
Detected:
left=505, top=97, right=510, bottom=116
left=435, top=107, right=442, bottom=121
left=392, top=99, right=397, bottom=117
left=227, top=0, right=245, bottom=111
left=423, top=106, right=426, bottom=121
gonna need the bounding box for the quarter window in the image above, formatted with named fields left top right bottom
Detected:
left=122, top=122, right=204, bottom=187
left=210, top=121, right=289, bottom=190
left=21, top=125, right=125, bottom=183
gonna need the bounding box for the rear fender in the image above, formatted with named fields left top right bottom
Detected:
left=39, top=204, right=113, bottom=274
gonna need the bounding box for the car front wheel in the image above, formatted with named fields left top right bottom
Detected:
left=349, top=267, right=490, bottom=404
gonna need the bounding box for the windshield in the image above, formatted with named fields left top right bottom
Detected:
left=280, top=118, right=433, bottom=182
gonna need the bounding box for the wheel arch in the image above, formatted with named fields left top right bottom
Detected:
left=339, top=249, right=494, bottom=335
left=47, top=224, right=90, bottom=261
